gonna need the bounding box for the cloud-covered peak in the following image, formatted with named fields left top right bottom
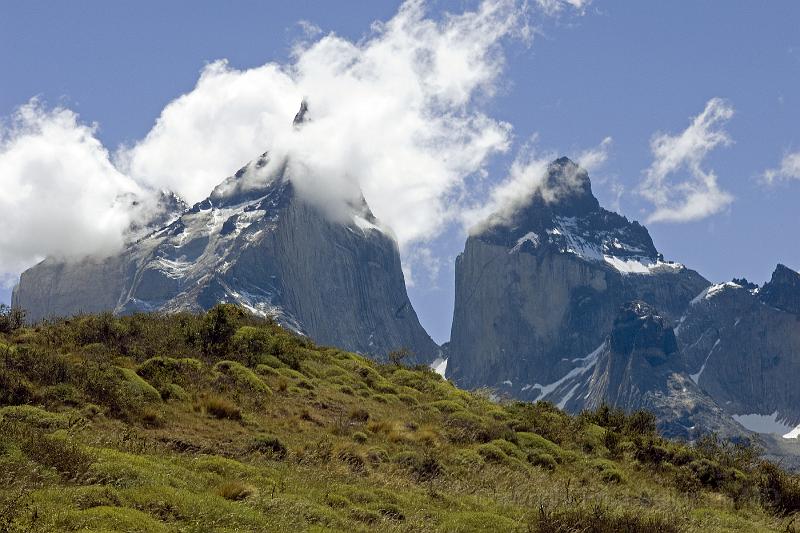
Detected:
left=0, top=0, right=593, bottom=284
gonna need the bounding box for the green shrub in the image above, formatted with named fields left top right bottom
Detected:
left=477, top=443, right=509, bottom=464
left=516, top=432, right=564, bottom=460
left=214, top=360, right=272, bottom=398
left=137, top=356, right=204, bottom=389
left=452, top=448, right=485, bottom=469
left=200, top=304, right=244, bottom=357
left=758, top=461, right=800, bottom=515
left=258, top=354, right=285, bottom=369
left=0, top=369, right=35, bottom=406
left=160, top=383, right=190, bottom=402
left=352, top=431, right=368, bottom=444
left=0, top=305, right=25, bottom=334
left=21, top=431, right=96, bottom=481
left=591, top=459, right=626, bottom=484
left=203, top=395, right=241, bottom=420
left=251, top=434, right=288, bottom=459
left=527, top=450, right=557, bottom=471
left=254, top=364, right=280, bottom=377
left=119, top=368, right=162, bottom=403
left=430, top=400, right=464, bottom=413
left=0, top=405, right=75, bottom=430
left=445, top=410, right=485, bottom=443
left=231, top=326, right=273, bottom=366
left=39, top=383, right=84, bottom=407
left=71, top=363, right=160, bottom=418
left=277, top=367, right=305, bottom=381
left=216, top=480, right=256, bottom=501
left=490, top=439, right=525, bottom=461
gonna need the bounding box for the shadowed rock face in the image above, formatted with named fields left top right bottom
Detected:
left=448, top=158, right=708, bottom=394
left=677, top=267, right=800, bottom=428
left=760, top=264, right=800, bottom=315
left=13, top=109, right=440, bottom=364
left=577, top=301, right=741, bottom=439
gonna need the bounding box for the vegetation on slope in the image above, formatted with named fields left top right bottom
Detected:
left=0, top=304, right=799, bottom=532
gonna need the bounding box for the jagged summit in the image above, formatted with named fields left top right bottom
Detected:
left=540, top=157, right=599, bottom=215
left=479, top=157, right=667, bottom=276
left=759, top=263, right=800, bottom=315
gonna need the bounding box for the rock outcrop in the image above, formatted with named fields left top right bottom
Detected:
left=570, top=301, right=741, bottom=439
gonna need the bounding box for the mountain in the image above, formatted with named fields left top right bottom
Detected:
left=448, top=157, right=800, bottom=450
left=449, top=157, right=708, bottom=393
left=676, top=266, right=800, bottom=438
left=12, top=105, right=439, bottom=364
left=558, top=300, right=742, bottom=439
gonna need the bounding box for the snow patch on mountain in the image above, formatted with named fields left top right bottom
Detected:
left=531, top=342, right=605, bottom=403
left=689, top=338, right=720, bottom=385
left=691, top=281, right=743, bottom=305
left=431, top=357, right=448, bottom=378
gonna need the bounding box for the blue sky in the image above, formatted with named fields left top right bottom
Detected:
left=1, top=1, right=799, bottom=343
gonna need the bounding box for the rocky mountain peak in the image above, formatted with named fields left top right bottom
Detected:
left=539, top=156, right=600, bottom=216
left=477, top=157, right=662, bottom=273
left=293, top=99, right=309, bottom=126
left=759, top=263, right=800, bottom=315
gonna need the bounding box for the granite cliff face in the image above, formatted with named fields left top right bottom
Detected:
left=448, top=158, right=708, bottom=394
left=564, top=301, right=741, bottom=439
left=13, top=110, right=439, bottom=364
left=676, top=266, right=800, bottom=436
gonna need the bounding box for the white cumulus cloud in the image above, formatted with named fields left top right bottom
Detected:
left=0, top=100, right=144, bottom=275
left=640, top=98, right=735, bottom=223
left=0, top=0, right=591, bottom=284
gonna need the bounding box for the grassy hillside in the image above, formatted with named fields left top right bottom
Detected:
left=1, top=304, right=799, bottom=532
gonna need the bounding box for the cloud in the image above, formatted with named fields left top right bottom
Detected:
left=461, top=135, right=611, bottom=230
left=0, top=100, right=145, bottom=275
left=119, top=0, right=529, bottom=249
left=577, top=136, right=612, bottom=172
left=0, top=0, right=590, bottom=282
left=640, top=98, right=734, bottom=223
left=535, top=0, right=592, bottom=16
left=762, top=151, right=800, bottom=184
